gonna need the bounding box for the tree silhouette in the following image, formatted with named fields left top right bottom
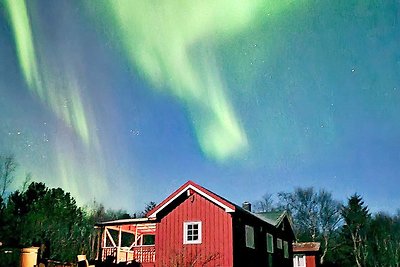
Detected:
left=278, top=187, right=342, bottom=264
left=253, top=193, right=276, bottom=213
left=341, top=194, right=370, bottom=267
left=366, top=212, right=400, bottom=266
left=3, top=182, right=92, bottom=262
left=0, top=154, right=17, bottom=199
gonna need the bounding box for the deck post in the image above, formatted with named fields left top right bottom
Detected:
left=101, top=226, right=107, bottom=261
left=116, top=226, right=122, bottom=263
left=140, top=232, right=143, bottom=262
left=96, top=227, right=101, bottom=261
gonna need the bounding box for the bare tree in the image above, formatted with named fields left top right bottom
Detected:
left=0, top=154, right=17, bottom=198
left=317, top=190, right=343, bottom=264
left=278, top=187, right=342, bottom=264
left=253, top=193, right=276, bottom=212
left=21, top=172, right=33, bottom=193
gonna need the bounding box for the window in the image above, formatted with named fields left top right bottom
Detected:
left=245, top=225, right=255, bottom=249
left=183, top=222, right=202, bottom=244
left=143, top=234, right=155, bottom=245
left=266, top=233, right=274, bottom=253
left=277, top=238, right=282, bottom=249
left=293, top=255, right=305, bottom=267
left=284, top=241, right=289, bottom=258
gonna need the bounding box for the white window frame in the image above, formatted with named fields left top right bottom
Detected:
left=266, top=233, right=274, bottom=253
left=277, top=238, right=283, bottom=249
left=183, top=221, right=202, bottom=244
left=284, top=240, right=289, bottom=258
left=245, top=225, right=255, bottom=249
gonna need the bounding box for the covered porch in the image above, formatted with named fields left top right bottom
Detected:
left=96, top=218, right=156, bottom=265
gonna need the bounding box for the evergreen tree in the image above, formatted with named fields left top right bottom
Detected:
left=2, top=182, right=93, bottom=262
left=341, top=194, right=370, bottom=267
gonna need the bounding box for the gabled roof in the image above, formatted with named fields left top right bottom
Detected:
left=146, top=181, right=294, bottom=236
left=237, top=207, right=295, bottom=237
left=147, top=180, right=236, bottom=218
left=255, top=210, right=293, bottom=228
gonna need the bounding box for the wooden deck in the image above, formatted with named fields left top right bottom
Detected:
left=102, top=245, right=155, bottom=263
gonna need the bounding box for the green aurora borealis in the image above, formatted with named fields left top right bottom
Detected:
left=1, top=0, right=399, bottom=212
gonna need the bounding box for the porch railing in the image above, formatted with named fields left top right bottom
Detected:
left=102, top=245, right=155, bottom=263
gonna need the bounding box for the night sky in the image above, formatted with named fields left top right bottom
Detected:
left=1, top=0, right=399, bottom=213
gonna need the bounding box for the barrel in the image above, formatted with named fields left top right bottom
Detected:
left=20, top=247, right=39, bottom=267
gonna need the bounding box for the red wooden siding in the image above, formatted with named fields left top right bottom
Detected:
left=155, top=191, right=233, bottom=267
left=306, top=255, right=317, bottom=267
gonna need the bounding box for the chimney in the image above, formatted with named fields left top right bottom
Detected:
left=242, top=201, right=252, bottom=212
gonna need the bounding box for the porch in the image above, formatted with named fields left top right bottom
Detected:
left=102, top=246, right=155, bottom=263
left=97, top=218, right=156, bottom=265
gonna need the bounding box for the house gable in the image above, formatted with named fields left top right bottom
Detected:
left=155, top=189, right=234, bottom=266
left=147, top=180, right=235, bottom=219
left=277, top=214, right=296, bottom=240
left=255, top=210, right=296, bottom=239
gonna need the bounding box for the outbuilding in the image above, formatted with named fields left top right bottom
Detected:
left=293, top=242, right=321, bottom=267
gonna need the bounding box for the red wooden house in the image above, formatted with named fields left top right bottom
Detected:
left=293, top=242, right=321, bottom=267
left=96, top=181, right=295, bottom=266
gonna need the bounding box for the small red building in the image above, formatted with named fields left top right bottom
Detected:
left=293, top=242, right=321, bottom=267
left=96, top=181, right=295, bottom=266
